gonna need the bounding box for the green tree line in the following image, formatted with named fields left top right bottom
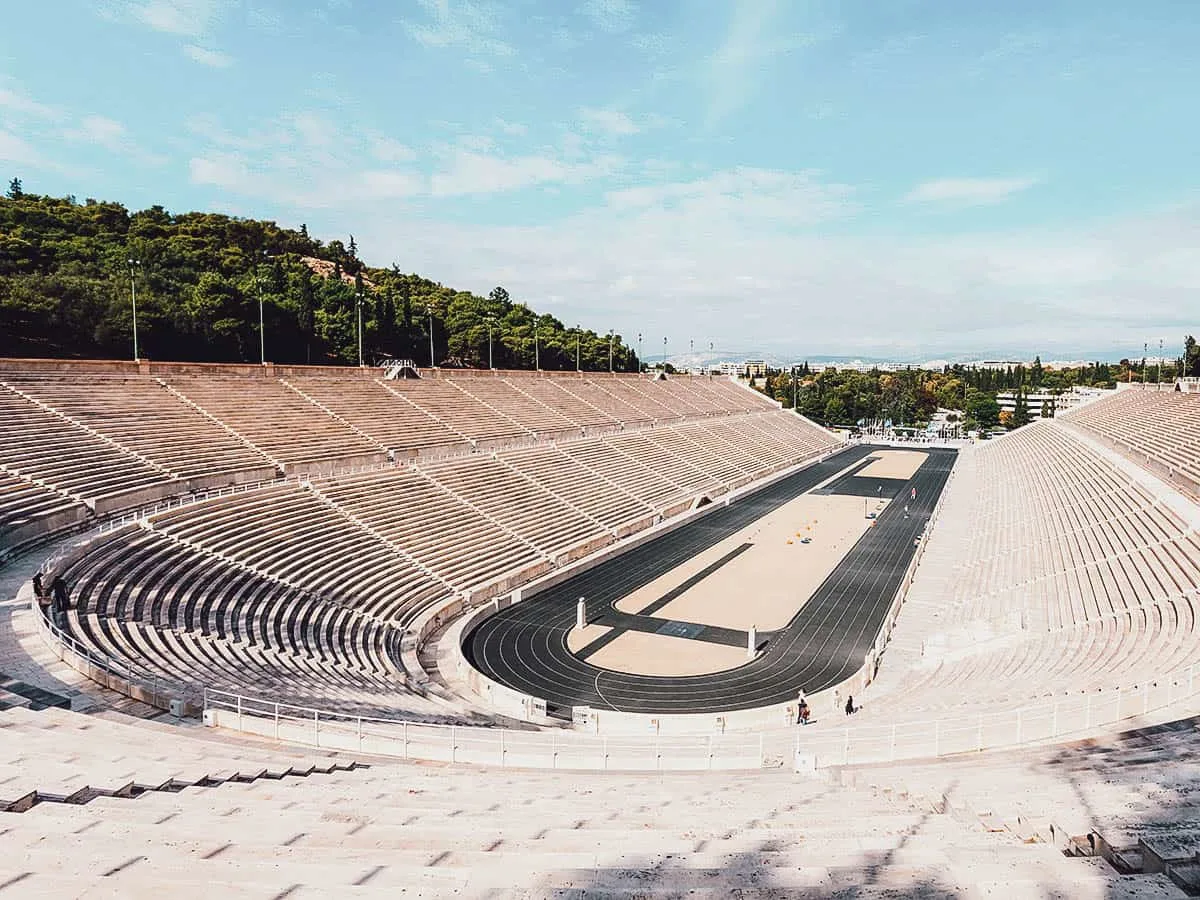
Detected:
left=759, top=343, right=1198, bottom=432
left=0, top=181, right=639, bottom=370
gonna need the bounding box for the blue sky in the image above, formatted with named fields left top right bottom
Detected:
left=2, top=1, right=1198, bottom=360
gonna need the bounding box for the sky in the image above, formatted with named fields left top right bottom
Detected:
left=1, top=0, right=1198, bottom=362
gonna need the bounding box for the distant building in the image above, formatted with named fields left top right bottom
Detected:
left=995, top=385, right=1108, bottom=420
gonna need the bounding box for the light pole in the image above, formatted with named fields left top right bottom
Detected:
left=637, top=333, right=643, bottom=372
left=575, top=325, right=581, bottom=372
left=608, top=330, right=614, bottom=373
left=1158, top=338, right=1164, bottom=387
left=792, top=366, right=798, bottom=410
left=127, top=258, right=141, bottom=361
left=356, top=290, right=364, bottom=367
left=257, top=252, right=271, bottom=365
left=429, top=306, right=437, bottom=368
left=534, top=320, right=540, bottom=371
left=662, top=336, right=667, bottom=370
left=486, top=315, right=495, bottom=370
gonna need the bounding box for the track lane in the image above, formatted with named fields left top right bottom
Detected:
left=464, top=445, right=955, bottom=714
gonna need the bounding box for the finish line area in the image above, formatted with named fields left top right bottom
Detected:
left=462, top=444, right=956, bottom=715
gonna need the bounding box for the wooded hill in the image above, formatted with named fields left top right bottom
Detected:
left=0, top=180, right=639, bottom=370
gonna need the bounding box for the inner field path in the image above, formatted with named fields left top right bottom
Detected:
left=463, top=444, right=957, bottom=715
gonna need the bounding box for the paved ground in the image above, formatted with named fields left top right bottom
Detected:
left=464, top=445, right=957, bottom=715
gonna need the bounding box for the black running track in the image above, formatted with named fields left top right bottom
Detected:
left=463, top=445, right=956, bottom=715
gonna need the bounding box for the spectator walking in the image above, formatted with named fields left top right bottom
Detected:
left=798, top=699, right=810, bottom=725
left=845, top=695, right=855, bottom=716
left=50, top=577, right=70, bottom=629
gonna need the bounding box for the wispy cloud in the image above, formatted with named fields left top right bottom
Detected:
left=102, top=0, right=236, bottom=68
left=107, top=0, right=230, bottom=38
left=703, top=0, right=834, bottom=127
left=65, top=115, right=166, bottom=166
left=405, top=0, right=515, bottom=62
left=431, top=147, right=622, bottom=197
left=0, top=83, right=60, bottom=120
left=187, top=110, right=426, bottom=208
left=578, top=107, right=640, bottom=137
left=183, top=43, right=233, bottom=67
left=903, top=176, right=1040, bottom=208
left=579, top=0, right=637, bottom=33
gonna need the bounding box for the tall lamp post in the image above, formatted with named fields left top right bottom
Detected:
left=534, top=320, right=540, bottom=371
left=637, top=333, right=643, bottom=372
left=257, top=251, right=272, bottom=365
left=486, top=315, right=496, bottom=370
left=792, top=366, right=798, bottom=410
left=608, top=329, right=614, bottom=373
left=662, top=336, right=668, bottom=370
left=575, top=324, right=581, bottom=372
left=356, top=289, right=364, bottom=367
left=429, top=305, right=437, bottom=368
left=127, top=258, right=142, bottom=361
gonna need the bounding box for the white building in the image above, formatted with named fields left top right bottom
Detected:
left=995, top=385, right=1109, bottom=420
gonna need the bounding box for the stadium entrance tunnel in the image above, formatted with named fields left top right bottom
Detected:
left=461, top=445, right=956, bottom=720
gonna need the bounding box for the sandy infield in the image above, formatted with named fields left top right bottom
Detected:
left=612, top=492, right=886, bottom=631
left=560, top=450, right=924, bottom=677
left=583, top=629, right=750, bottom=677
left=857, top=450, right=927, bottom=480
left=566, top=623, right=612, bottom=654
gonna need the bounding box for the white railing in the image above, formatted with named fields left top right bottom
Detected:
left=33, top=598, right=197, bottom=710
left=198, top=663, right=1200, bottom=772
left=201, top=689, right=787, bottom=770
left=793, top=666, right=1200, bottom=767
left=34, top=582, right=1200, bottom=771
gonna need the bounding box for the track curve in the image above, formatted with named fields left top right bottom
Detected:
left=464, top=445, right=956, bottom=715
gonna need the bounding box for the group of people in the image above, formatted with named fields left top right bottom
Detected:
left=32, top=572, right=71, bottom=627
left=797, top=691, right=857, bottom=726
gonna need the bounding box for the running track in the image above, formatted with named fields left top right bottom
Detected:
left=463, top=445, right=957, bottom=715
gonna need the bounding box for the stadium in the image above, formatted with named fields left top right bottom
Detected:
left=6, top=3, right=1200, bottom=896
left=2, top=355, right=1200, bottom=896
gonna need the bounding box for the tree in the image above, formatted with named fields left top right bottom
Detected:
left=965, top=390, right=1001, bottom=430
left=823, top=396, right=846, bottom=424
left=1186, top=335, right=1200, bottom=378
left=1011, top=389, right=1032, bottom=427
left=1030, top=355, right=1043, bottom=387
left=488, top=286, right=510, bottom=306
left=6, top=177, right=21, bottom=200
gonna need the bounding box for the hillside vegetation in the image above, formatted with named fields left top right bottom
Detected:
left=0, top=181, right=638, bottom=370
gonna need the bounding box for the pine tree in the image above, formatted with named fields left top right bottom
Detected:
left=6, top=177, right=22, bottom=199
left=1012, top=388, right=1032, bottom=427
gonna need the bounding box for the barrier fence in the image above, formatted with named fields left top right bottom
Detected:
left=33, top=570, right=1200, bottom=771
left=200, top=664, right=1200, bottom=772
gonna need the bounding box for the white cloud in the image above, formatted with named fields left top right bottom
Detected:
left=578, top=107, right=639, bottom=137
left=703, top=0, right=837, bottom=126
left=183, top=43, right=233, bottom=67
left=187, top=111, right=425, bottom=209
left=579, top=0, right=637, bottom=33
left=604, top=168, right=854, bottom=229
left=369, top=137, right=416, bottom=163
left=405, top=0, right=515, bottom=60
left=903, top=176, right=1040, bottom=207
left=0, top=130, right=46, bottom=167
left=0, top=84, right=59, bottom=120
left=494, top=118, right=527, bottom=137
left=63, top=115, right=165, bottom=166
left=360, top=170, right=425, bottom=199
left=111, top=0, right=229, bottom=38
left=431, top=149, right=622, bottom=196
left=322, top=187, right=1200, bottom=360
